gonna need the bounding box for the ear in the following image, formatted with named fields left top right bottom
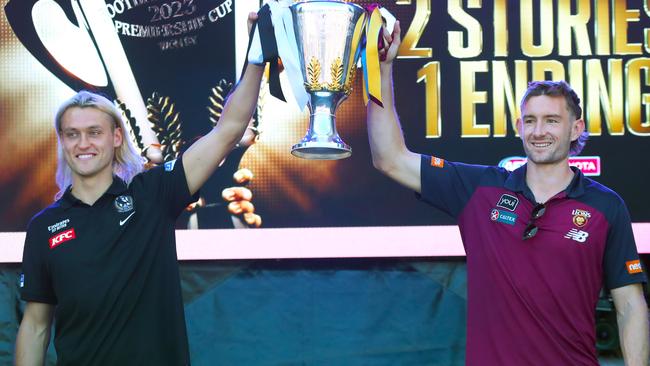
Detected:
left=113, top=127, right=124, bottom=148
left=515, top=117, right=523, bottom=138
left=571, top=118, right=585, bottom=141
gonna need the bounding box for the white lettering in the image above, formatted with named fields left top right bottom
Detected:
left=569, top=161, right=596, bottom=171
left=629, top=263, right=642, bottom=271
left=208, top=0, right=233, bottom=22
left=571, top=209, right=592, bottom=218
left=47, top=219, right=70, bottom=233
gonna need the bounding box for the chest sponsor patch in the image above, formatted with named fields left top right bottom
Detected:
left=47, top=218, right=70, bottom=233
left=626, top=260, right=643, bottom=274
left=496, top=194, right=519, bottom=211
left=490, top=208, right=517, bottom=226
left=430, top=156, right=444, bottom=168
left=49, top=228, right=76, bottom=249
left=571, top=209, right=591, bottom=227
left=564, top=228, right=589, bottom=243
left=114, top=195, right=135, bottom=213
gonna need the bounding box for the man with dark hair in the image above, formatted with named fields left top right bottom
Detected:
left=367, top=22, right=649, bottom=365
left=14, top=21, right=264, bottom=365
left=520, top=80, right=589, bottom=157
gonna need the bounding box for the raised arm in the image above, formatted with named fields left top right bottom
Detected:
left=611, top=283, right=649, bottom=366
left=182, top=15, right=264, bottom=195
left=367, top=21, right=421, bottom=193
left=15, top=302, right=54, bottom=366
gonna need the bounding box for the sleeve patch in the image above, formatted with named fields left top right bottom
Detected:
left=626, top=260, right=643, bottom=274
left=164, top=159, right=177, bottom=172
left=430, top=156, right=445, bottom=168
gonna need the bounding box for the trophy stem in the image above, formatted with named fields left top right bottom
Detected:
left=291, top=109, right=351, bottom=160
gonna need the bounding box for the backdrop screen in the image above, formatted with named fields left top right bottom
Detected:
left=1, top=0, right=649, bottom=259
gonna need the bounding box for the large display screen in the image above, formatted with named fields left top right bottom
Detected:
left=1, top=0, right=649, bottom=261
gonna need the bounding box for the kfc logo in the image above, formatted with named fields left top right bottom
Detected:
left=49, top=228, right=76, bottom=249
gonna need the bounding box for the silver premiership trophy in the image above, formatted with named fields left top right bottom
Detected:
left=289, top=1, right=366, bottom=160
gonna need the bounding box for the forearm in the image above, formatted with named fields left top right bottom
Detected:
left=183, top=64, right=264, bottom=195
left=366, top=64, right=421, bottom=191
left=367, top=64, right=409, bottom=173
left=15, top=322, right=50, bottom=366
left=219, top=64, right=265, bottom=133
left=617, top=297, right=649, bottom=365
left=208, top=64, right=264, bottom=153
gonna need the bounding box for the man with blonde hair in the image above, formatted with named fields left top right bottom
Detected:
left=367, top=22, right=648, bottom=365
left=15, top=46, right=264, bottom=365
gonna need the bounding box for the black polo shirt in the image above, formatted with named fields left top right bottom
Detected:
left=21, top=157, right=196, bottom=365
left=419, top=155, right=646, bottom=366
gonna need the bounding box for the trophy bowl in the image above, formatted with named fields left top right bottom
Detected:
left=290, top=1, right=366, bottom=160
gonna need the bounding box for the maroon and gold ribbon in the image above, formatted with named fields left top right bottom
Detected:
left=362, top=6, right=384, bottom=107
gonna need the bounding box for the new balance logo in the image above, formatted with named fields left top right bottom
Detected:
left=564, top=229, right=589, bottom=243
left=49, top=228, right=76, bottom=249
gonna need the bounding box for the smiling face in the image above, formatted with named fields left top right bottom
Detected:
left=59, top=107, right=123, bottom=185
left=518, top=95, right=584, bottom=166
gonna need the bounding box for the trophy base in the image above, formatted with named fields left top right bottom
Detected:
left=291, top=142, right=352, bottom=160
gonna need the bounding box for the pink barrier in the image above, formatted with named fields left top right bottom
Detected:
left=1, top=223, right=649, bottom=262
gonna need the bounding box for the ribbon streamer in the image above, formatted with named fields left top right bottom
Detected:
left=361, top=6, right=384, bottom=107
left=268, top=1, right=309, bottom=109
left=245, top=2, right=395, bottom=109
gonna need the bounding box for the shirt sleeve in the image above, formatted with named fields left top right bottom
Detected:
left=602, top=198, right=647, bottom=290
left=20, top=220, right=56, bottom=304
left=160, top=156, right=200, bottom=218
left=419, top=155, right=490, bottom=220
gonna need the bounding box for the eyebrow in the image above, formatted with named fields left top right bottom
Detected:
left=62, top=125, right=105, bottom=131
left=522, top=114, right=562, bottom=119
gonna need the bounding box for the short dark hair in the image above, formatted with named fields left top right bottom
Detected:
left=520, top=80, right=588, bottom=156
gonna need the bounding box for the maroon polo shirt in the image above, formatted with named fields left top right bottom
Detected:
left=420, top=155, right=646, bottom=366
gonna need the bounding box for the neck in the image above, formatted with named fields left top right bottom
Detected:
left=525, top=159, right=574, bottom=203
left=70, top=171, right=114, bottom=205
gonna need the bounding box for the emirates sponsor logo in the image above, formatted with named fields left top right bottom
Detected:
left=47, top=219, right=70, bottom=233
left=49, top=228, right=76, bottom=249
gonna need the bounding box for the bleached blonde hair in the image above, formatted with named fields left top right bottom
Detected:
left=53, top=91, right=144, bottom=200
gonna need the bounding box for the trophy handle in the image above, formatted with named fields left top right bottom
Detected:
left=4, top=0, right=114, bottom=94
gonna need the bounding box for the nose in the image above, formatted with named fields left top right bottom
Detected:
left=531, top=120, right=545, bottom=137
left=78, top=132, right=91, bottom=149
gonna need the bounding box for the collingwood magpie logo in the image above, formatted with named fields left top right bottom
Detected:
left=114, top=195, right=135, bottom=213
